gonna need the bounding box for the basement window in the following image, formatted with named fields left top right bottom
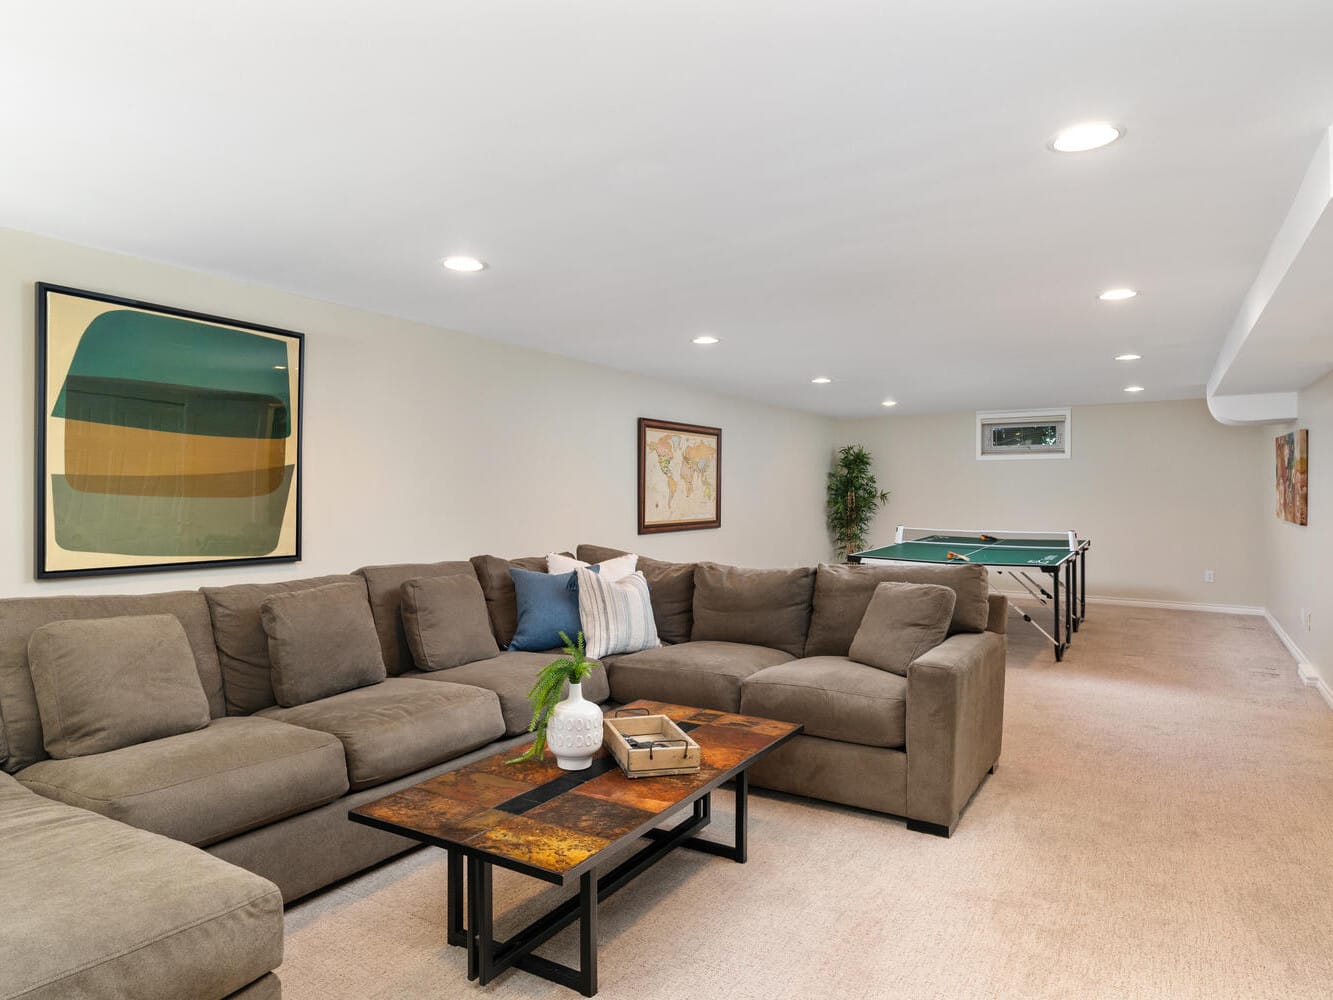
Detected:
left=976, top=409, right=1071, bottom=460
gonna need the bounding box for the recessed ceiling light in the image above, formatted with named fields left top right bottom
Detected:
left=442, top=256, right=486, bottom=272
left=881, top=399, right=897, bottom=407
left=1099, top=287, right=1137, bottom=301
left=1049, top=122, right=1124, bottom=153
left=1124, top=385, right=1145, bottom=393
left=811, top=377, right=832, bottom=385
left=1114, top=353, right=1142, bottom=362
left=692, top=335, right=719, bottom=345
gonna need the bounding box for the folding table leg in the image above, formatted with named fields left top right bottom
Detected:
left=1052, top=568, right=1064, bottom=661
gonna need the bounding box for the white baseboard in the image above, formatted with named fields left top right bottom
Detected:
left=994, top=590, right=1264, bottom=616
left=1297, top=664, right=1333, bottom=710
left=1086, top=595, right=1266, bottom=616
left=1266, top=610, right=1311, bottom=665
left=1263, top=612, right=1333, bottom=709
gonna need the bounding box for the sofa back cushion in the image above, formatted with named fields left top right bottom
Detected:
left=0, top=590, right=225, bottom=774
left=29, top=615, right=211, bottom=757
left=260, top=582, right=387, bottom=707
left=690, top=562, right=815, bottom=658
left=469, top=554, right=569, bottom=648
left=804, top=562, right=990, bottom=658
left=577, top=544, right=695, bottom=645
left=848, top=582, right=957, bottom=676
left=400, top=574, right=500, bottom=671
left=355, top=560, right=478, bottom=674
left=202, top=574, right=364, bottom=714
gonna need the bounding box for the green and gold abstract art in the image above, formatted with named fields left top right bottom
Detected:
left=36, top=284, right=303, bottom=578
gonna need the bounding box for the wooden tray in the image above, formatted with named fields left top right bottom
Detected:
left=604, top=713, right=701, bottom=778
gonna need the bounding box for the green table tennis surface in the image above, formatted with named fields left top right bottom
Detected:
left=854, top=535, right=1080, bottom=567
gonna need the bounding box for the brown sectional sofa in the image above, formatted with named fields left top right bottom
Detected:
left=0, top=546, right=1005, bottom=999
left=581, top=545, right=1007, bottom=834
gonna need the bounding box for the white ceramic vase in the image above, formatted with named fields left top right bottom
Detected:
left=546, top=682, right=604, bottom=770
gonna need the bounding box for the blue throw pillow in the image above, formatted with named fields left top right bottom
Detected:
left=507, top=566, right=597, bottom=652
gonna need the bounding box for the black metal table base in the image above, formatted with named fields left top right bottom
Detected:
left=446, top=773, right=749, bottom=997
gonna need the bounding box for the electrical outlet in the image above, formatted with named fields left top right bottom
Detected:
left=1203, top=570, right=1215, bottom=583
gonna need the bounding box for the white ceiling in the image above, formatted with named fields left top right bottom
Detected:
left=3, top=1, right=1333, bottom=417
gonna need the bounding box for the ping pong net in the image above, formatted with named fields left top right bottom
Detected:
left=893, top=526, right=1079, bottom=551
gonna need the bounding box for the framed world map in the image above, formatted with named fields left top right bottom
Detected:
left=638, top=417, right=721, bottom=534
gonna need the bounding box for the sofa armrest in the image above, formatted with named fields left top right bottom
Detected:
left=986, top=593, right=1007, bottom=634
left=905, top=631, right=1005, bottom=834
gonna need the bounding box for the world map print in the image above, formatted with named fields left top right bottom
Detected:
left=640, top=421, right=720, bottom=530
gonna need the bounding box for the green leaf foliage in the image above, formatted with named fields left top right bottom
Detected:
left=826, top=444, right=890, bottom=562
left=506, top=631, right=602, bottom=765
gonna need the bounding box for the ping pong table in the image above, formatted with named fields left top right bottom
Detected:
left=850, top=526, right=1090, bottom=661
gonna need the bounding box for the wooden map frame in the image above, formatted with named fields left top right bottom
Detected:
left=637, top=417, right=721, bottom=534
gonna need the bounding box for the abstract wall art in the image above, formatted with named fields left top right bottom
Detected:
left=36, top=284, right=303, bottom=578
left=1275, top=428, right=1308, bottom=526
left=638, top=417, right=721, bottom=534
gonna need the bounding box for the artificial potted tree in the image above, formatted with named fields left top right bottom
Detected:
left=508, top=631, right=604, bottom=770
left=826, top=444, right=890, bottom=561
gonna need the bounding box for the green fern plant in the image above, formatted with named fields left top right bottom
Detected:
left=826, top=444, right=890, bottom=562
left=507, top=631, right=601, bottom=765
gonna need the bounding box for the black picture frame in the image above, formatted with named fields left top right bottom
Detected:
left=35, top=282, right=304, bottom=579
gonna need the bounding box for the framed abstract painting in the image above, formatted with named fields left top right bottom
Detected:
left=1275, top=428, right=1308, bottom=526
left=638, top=417, right=721, bottom=534
left=35, top=283, right=304, bottom=578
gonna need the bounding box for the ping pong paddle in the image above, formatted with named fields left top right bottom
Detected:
left=947, top=551, right=971, bottom=561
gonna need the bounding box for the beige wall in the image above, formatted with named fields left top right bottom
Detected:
left=0, top=224, right=1291, bottom=624
left=0, top=227, right=837, bottom=597
left=1264, top=370, right=1333, bottom=686
left=838, top=400, right=1272, bottom=608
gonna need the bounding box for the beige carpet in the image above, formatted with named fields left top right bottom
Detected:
left=280, top=605, right=1333, bottom=998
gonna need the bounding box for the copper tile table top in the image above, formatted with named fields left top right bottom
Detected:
left=350, top=700, right=801, bottom=884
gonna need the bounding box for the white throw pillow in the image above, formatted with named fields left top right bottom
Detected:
left=547, top=551, right=638, bottom=581
left=575, top=568, right=660, bottom=659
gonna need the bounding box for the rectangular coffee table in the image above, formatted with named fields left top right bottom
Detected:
left=349, top=700, right=801, bottom=997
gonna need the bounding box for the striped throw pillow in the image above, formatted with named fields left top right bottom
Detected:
left=575, top=568, right=661, bottom=659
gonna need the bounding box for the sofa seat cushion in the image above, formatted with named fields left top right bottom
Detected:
left=16, top=716, right=348, bottom=847
left=606, top=640, right=794, bottom=714
left=740, top=656, right=907, bottom=749
left=257, top=677, right=505, bottom=791
left=0, top=774, right=282, bottom=1000
left=404, top=651, right=611, bottom=736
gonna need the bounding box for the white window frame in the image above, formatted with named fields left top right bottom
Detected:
left=976, top=408, right=1072, bottom=461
